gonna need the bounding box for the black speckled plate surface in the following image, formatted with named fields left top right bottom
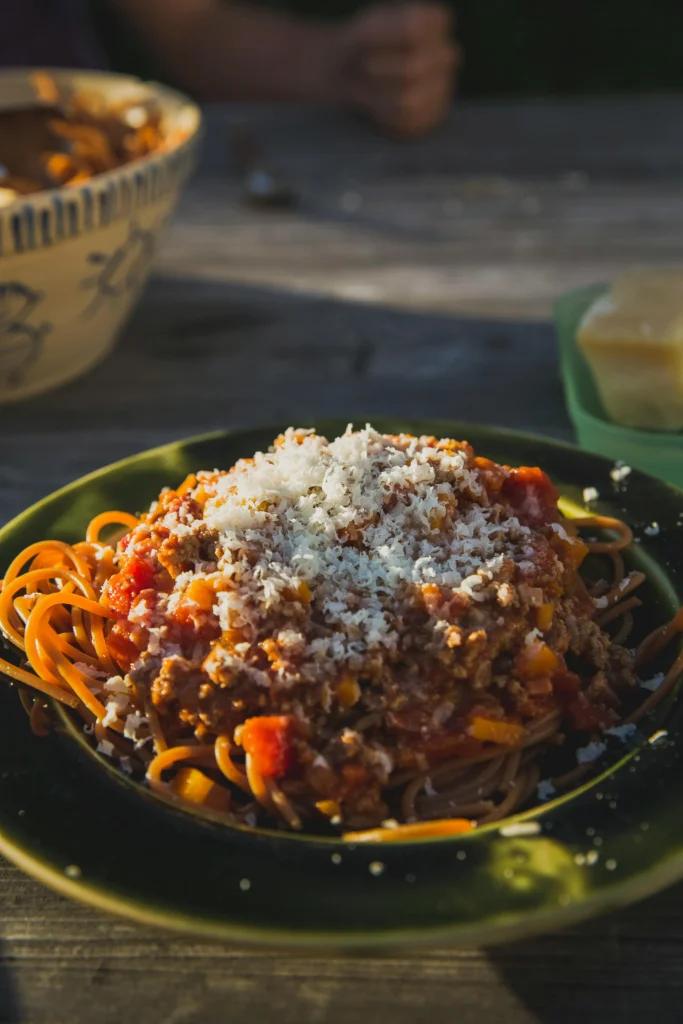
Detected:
left=1, top=419, right=682, bottom=948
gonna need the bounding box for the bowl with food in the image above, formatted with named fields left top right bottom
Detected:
left=0, top=68, right=201, bottom=404
left=0, top=420, right=681, bottom=945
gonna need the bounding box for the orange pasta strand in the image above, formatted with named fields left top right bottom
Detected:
left=0, top=495, right=681, bottom=840
left=85, top=511, right=139, bottom=545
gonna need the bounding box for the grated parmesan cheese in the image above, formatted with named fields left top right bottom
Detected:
left=498, top=821, right=541, bottom=837
left=604, top=723, right=637, bottom=743
left=576, top=741, right=607, bottom=764
left=610, top=463, right=632, bottom=483
left=197, top=426, right=536, bottom=683
left=640, top=672, right=665, bottom=692
left=537, top=779, right=556, bottom=802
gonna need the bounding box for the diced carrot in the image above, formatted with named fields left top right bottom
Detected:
left=552, top=532, right=590, bottom=571
left=515, top=640, right=559, bottom=679
left=536, top=603, right=554, bottom=632
left=343, top=818, right=475, bottom=842
left=172, top=766, right=231, bottom=813
left=419, top=583, right=442, bottom=615
left=185, top=578, right=215, bottom=611
left=468, top=717, right=525, bottom=746
left=193, top=485, right=208, bottom=506
left=429, top=508, right=446, bottom=530
left=285, top=580, right=311, bottom=604
left=337, top=674, right=361, bottom=707
left=315, top=799, right=341, bottom=819
left=221, top=626, right=247, bottom=648
left=176, top=474, right=197, bottom=497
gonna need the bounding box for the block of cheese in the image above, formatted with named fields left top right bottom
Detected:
left=577, top=268, right=683, bottom=431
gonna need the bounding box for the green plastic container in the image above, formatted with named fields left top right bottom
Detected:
left=554, top=283, right=683, bottom=488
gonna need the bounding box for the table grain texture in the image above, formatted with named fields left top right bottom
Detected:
left=2, top=96, right=683, bottom=1024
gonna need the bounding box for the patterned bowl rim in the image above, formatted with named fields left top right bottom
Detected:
left=0, top=68, right=202, bottom=255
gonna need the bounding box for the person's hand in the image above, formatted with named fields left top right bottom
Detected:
left=335, top=2, right=460, bottom=136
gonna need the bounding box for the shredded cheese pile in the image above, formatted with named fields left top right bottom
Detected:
left=154, top=426, right=540, bottom=685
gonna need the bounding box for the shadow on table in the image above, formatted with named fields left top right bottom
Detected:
left=0, top=941, right=20, bottom=1024
left=488, top=883, right=683, bottom=1024
left=0, top=274, right=573, bottom=442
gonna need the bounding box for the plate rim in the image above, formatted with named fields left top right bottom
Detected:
left=1, top=420, right=682, bottom=947
left=5, top=822, right=683, bottom=949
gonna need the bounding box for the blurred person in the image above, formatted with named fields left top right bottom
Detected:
left=1, top=0, right=459, bottom=137
left=113, top=0, right=459, bottom=136
left=7, top=1, right=683, bottom=136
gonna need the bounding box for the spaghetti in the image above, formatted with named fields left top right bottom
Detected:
left=0, top=427, right=681, bottom=843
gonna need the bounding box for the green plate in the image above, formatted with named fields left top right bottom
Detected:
left=1, top=420, right=682, bottom=948
left=554, top=283, right=683, bottom=488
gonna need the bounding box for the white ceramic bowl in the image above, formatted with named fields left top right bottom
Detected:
left=0, top=68, right=201, bottom=403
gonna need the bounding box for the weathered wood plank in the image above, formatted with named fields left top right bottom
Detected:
left=151, top=99, right=683, bottom=319
left=0, top=278, right=572, bottom=520
left=3, top=856, right=683, bottom=1024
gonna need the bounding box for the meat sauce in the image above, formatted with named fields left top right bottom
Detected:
left=99, top=434, right=635, bottom=819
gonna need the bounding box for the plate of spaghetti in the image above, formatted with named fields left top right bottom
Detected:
left=0, top=420, right=682, bottom=946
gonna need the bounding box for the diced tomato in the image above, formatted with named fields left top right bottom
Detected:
left=106, top=621, right=141, bottom=671
left=104, top=552, right=158, bottom=616
left=473, top=456, right=507, bottom=494
left=103, top=572, right=139, bottom=617
left=552, top=671, right=581, bottom=695
left=566, top=694, right=616, bottom=732
left=502, top=466, right=559, bottom=527
left=119, top=532, right=134, bottom=553
left=126, top=556, right=156, bottom=591
left=165, top=606, right=220, bottom=653
left=238, top=715, right=296, bottom=778
left=526, top=675, right=554, bottom=695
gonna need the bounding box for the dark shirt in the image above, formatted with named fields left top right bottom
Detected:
left=3, top=0, right=683, bottom=98
left=1, top=0, right=106, bottom=69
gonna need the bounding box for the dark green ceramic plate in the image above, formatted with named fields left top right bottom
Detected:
left=1, top=420, right=682, bottom=948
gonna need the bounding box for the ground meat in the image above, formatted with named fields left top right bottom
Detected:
left=157, top=523, right=218, bottom=578
left=106, top=428, right=642, bottom=829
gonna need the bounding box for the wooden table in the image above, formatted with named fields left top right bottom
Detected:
left=2, top=95, right=683, bottom=1024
